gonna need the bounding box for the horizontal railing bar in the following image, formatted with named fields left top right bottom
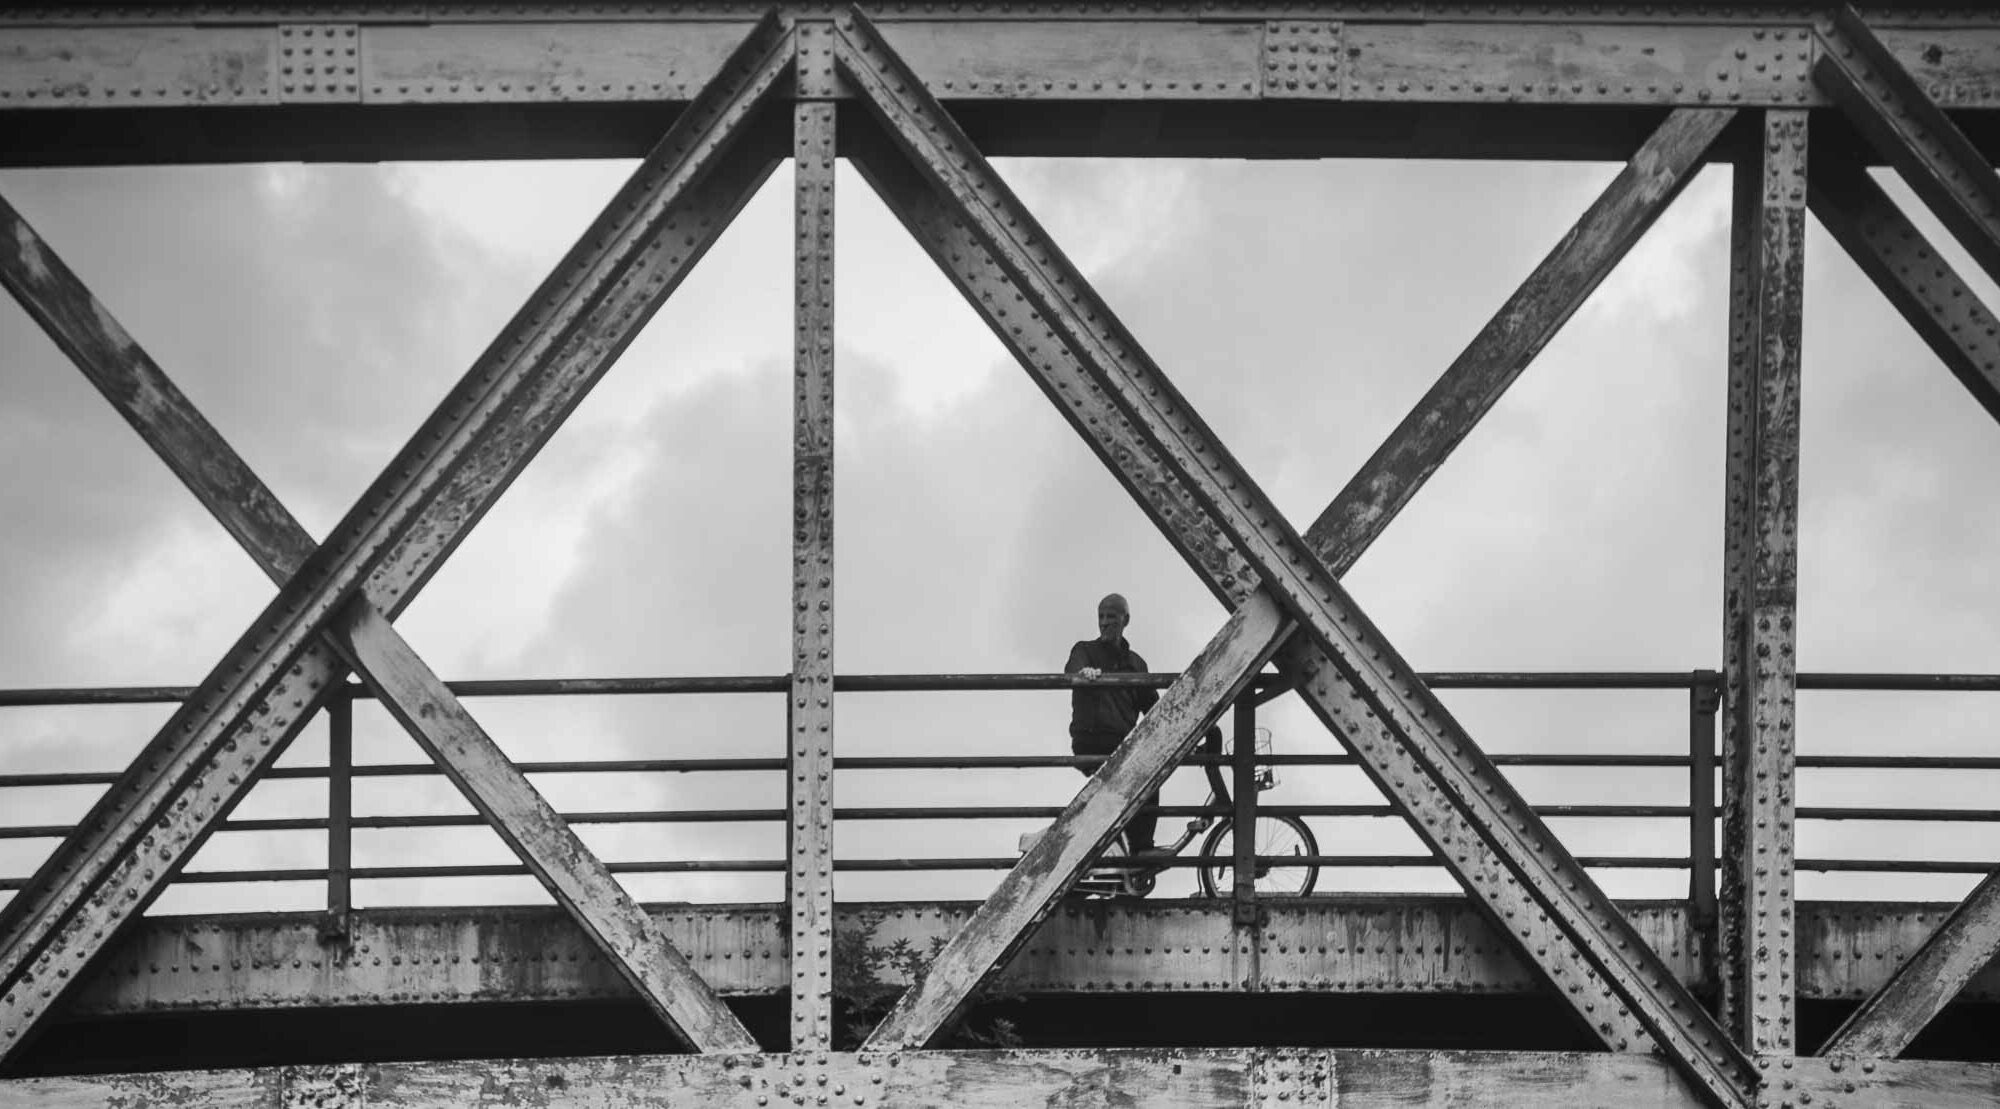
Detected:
left=9, top=670, right=2000, bottom=709
left=27, top=752, right=2000, bottom=791
left=12, top=856, right=2000, bottom=890
left=21, top=802, right=2000, bottom=841
left=0, top=753, right=1703, bottom=788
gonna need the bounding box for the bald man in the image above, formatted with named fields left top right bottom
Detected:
left=1065, top=593, right=1165, bottom=855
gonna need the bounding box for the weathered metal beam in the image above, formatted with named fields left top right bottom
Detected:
left=787, top=21, right=839, bottom=1053
left=1305, top=106, right=1735, bottom=570
left=0, top=181, right=761, bottom=1053
left=16, top=1049, right=2000, bottom=1109
left=1718, top=108, right=1808, bottom=1056
left=1807, top=150, right=2000, bottom=424
left=1821, top=874, right=2000, bottom=1057
left=49, top=900, right=2000, bottom=1016
left=1815, top=6, right=2000, bottom=283
left=833, top=13, right=1751, bottom=1103
left=335, top=607, right=756, bottom=1051
left=0, top=1048, right=1682, bottom=1108
left=863, top=601, right=1293, bottom=1048
left=0, top=16, right=1824, bottom=114
left=0, top=18, right=794, bottom=1060
left=845, top=112, right=1657, bottom=1056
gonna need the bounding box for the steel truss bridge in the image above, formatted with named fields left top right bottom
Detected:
left=6, top=2, right=2000, bottom=1106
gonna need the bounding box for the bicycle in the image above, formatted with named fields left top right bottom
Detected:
left=1022, top=725, right=1320, bottom=899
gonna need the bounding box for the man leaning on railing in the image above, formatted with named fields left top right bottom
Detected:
left=1064, top=592, right=1168, bottom=858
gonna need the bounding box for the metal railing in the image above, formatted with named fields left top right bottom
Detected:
left=4, top=669, right=2000, bottom=920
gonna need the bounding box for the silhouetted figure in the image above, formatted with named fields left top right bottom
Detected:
left=1065, top=593, right=1165, bottom=855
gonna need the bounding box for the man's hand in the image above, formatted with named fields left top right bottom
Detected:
left=1077, top=667, right=1102, bottom=679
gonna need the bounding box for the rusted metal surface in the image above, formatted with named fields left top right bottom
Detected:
left=789, top=23, right=839, bottom=1052
left=1755, top=1056, right=2000, bottom=1109
left=55, top=900, right=2000, bottom=1016
left=838, top=12, right=1747, bottom=1100
left=0, top=17, right=794, bottom=1062
left=1808, top=150, right=2000, bottom=425
left=25, top=1049, right=2000, bottom=1109
left=862, top=602, right=1292, bottom=1048
left=1720, top=107, right=1807, bottom=1058
left=1815, top=6, right=2000, bottom=282
left=12, top=9, right=2000, bottom=117
left=1820, top=875, right=2000, bottom=1057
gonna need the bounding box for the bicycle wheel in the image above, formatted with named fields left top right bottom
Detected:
left=1196, top=815, right=1319, bottom=897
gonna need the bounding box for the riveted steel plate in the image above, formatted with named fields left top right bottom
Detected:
left=889, top=20, right=1264, bottom=99
left=1251, top=1048, right=1334, bottom=1108
left=1262, top=20, right=1342, bottom=99
left=360, top=22, right=736, bottom=103
left=278, top=23, right=359, bottom=103
left=58, top=899, right=1994, bottom=1016
left=1342, top=22, right=1812, bottom=105
left=1878, top=26, right=2000, bottom=107
left=0, top=26, right=274, bottom=106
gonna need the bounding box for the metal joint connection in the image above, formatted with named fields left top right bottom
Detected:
left=1260, top=21, right=1341, bottom=99
left=277, top=24, right=360, bottom=103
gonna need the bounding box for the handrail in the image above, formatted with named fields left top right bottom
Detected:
left=3, top=669, right=1999, bottom=906
left=5, top=668, right=1998, bottom=707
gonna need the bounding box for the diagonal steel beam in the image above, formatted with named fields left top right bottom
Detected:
left=1808, top=151, right=2000, bottom=424
left=0, top=188, right=765, bottom=1052
left=0, top=18, right=793, bottom=1059
left=834, top=14, right=1751, bottom=1103
left=849, top=103, right=1730, bottom=1056
left=1306, top=107, right=1736, bottom=564
left=1814, top=5, right=2000, bottom=284
left=1821, top=873, right=2000, bottom=1057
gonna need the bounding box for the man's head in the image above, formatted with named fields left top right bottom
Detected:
left=1095, top=593, right=1130, bottom=644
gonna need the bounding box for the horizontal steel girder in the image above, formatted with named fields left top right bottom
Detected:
left=50, top=900, right=2000, bottom=1016
left=9, top=1048, right=2000, bottom=1109
left=26, top=5, right=2000, bottom=114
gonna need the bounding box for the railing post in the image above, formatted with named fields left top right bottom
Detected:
left=320, top=686, right=353, bottom=945
left=1232, top=697, right=1259, bottom=926
left=1689, top=669, right=1720, bottom=989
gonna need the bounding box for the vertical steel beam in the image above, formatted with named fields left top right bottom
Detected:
left=1231, top=699, right=1258, bottom=924
left=1814, top=5, right=2000, bottom=286
left=1689, top=672, right=1720, bottom=937
left=323, top=692, right=353, bottom=941
left=1808, top=152, right=2000, bottom=425
left=0, top=20, right=792, bottom=1059
left=842, top=90, right=1656, bottom=1061
left=1719, top=109, right=1807, bottom=1056
left=788, top=21, right=838, bottom=1053
left=835, top=16, right=1750, bottom=1102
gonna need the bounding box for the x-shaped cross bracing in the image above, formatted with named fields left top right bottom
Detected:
left=826, top=13, right=1757, bottom=1106
left=0, top=14, right=795, bottom=1057
left=9, top=4, right=2000, bottom=1102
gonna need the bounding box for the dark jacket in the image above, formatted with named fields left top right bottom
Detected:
left=1066, top=637, right=1159, bottom=751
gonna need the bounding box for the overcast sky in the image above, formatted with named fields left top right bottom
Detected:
left=2, top=129, right=1998, bottom=915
